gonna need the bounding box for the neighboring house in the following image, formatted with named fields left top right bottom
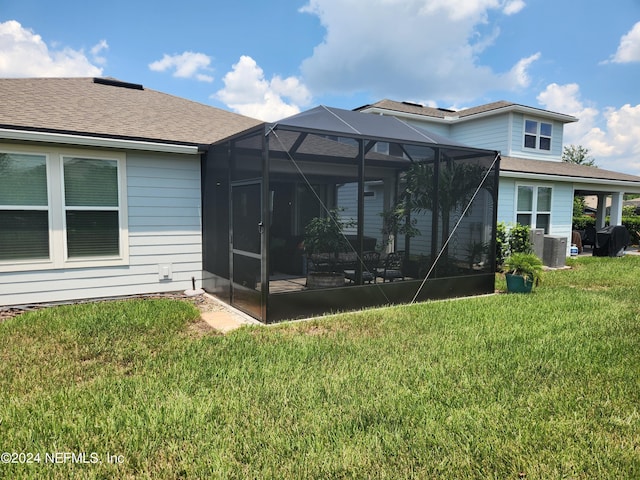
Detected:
left=356, top=100, right=640, bottom=252
left=0, top=77, right=261, bottom=307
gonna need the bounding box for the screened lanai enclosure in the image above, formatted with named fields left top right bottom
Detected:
left=202, top=106, right=500, bottom=323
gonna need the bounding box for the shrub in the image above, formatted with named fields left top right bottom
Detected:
left=508, top=223, right=532, bottom=255
left=495, top=222, right=507, bottom=267
left=622, top=205, right=637, bottom=217
left=572, top=215, right=595, bottom=231
left=503, top=251, right=543, bottom=286
left=495, top=222, right=532, bottom=269
left=622, top=216, right=640, bottom=244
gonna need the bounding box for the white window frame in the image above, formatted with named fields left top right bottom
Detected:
left=0, top=144, right=129, bottom=272
left=0, top=151, right=53, bottom=269
left=523, top=119, right=553, bottom=152
left=515, top=184, right=552, bottom=233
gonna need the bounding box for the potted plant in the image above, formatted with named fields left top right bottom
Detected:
left=503, top=252, right=543, bottom=293
left=304, top=209, right=353, bottom=289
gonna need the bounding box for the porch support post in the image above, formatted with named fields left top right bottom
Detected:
left=430, top=149, right=441, bottom=263
left=356, top=139, right=365, bottom=284
left=596, top=193, right=607, bottom=229
left=383, top=175, right=395, bottom=253
left=261, top=128, right=270, bottom=321
left=610, top=191, right=624, bottom=226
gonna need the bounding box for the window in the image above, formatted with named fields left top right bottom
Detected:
left=0, top=153, right=50, bottom=261
left=524, top=120, right=552, bottom=151
left=0, top=146, right=127, bottom=272
left=516, top=185, right=552, bottom=233
left=64, top=158, right=120, bottom=258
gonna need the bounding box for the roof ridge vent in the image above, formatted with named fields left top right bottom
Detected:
left=401, top=101, right=424, bottom=108
left=93, top=77, right=144, bottom=90
left=437, top=107, right=457, bottom=113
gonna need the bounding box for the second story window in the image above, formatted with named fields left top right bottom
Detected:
left=524, top=120, right=552, bottom=151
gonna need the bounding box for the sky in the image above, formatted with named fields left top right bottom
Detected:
left=1, top=0, right=640, bottom=175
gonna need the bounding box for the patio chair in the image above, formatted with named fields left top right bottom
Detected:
left=582, top=226, right=596, bottom=249
left=344, top=251, right=380, bottom=284
left=377, top=252, right=404, bottom=282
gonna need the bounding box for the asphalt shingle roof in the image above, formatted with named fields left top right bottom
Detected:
left=501, top=156, right=640, bottom=184
left=0, top=77, right=263, bottom=146
left=358, top=99, right=575, bottom=122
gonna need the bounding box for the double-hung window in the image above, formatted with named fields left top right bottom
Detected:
left=524, top=120, right=552, bottom=151
left=0, top=153, right=50, bottom=262
left=516, top=185, right=552, bottom=233
left=0, top=146, right=127, bottom=272
left=63, top=157, right=121, bottom=258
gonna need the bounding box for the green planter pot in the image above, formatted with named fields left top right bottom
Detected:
left=505, top=273, right=533, bottom=293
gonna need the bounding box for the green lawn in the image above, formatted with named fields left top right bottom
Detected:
left=1, top=256, right=639, bottom=479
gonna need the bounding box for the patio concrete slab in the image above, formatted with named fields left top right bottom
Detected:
left=200, top=310, right=246, bottom=334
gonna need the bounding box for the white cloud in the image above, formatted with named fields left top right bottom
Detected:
left=149, top=52, right=214, bottom=82
left=416, top=0, right=524, bottom=20
left=417, top=0, right=500, bottom=21
left=299, top=0, right=535, bottom=103
left=0, top=20, right=103, bottom=77
left=537, top=83, right=640, bottom=175
left=608, top=21, right=640, bottom=63
left=90, top=39, right=109, bottom=65
left=505, top=52, right=541, bottom=87
left=502, top=0, right=525, bottom=15
left=215, top=55, right=312, bottom=122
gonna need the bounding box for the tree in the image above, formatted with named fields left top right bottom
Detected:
left=564, top=145, right=595, bottom=218
left=562, top=145, right=596, bottom=167
left=573, top=195, right=586, bottom=217
left=402, top=159, right=491, bottom=252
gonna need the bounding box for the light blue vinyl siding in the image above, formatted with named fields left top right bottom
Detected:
left=0, top=150, right=202, bottom=306
left=403, top=112, right=565, bottom=161
left=375, top=109, right=577, bottom=258
left=449, top=116, right=510, bottom=153
left=403, top=118, right=451, bottom=138
left=548, top=183, right=574, bottom=255
left=498, top=177, right=574, bottom=255
left=339, top=182, right=493, bottom=263
left=510, top=113, right=563, bottom=160
left=497, top=177, right=516, bottom=225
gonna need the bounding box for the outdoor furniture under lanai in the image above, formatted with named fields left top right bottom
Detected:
left=377, top=252, right=404, bottom=282
left=344, top=251, right=380, bottom=284
left=582, top=226, right=597, bottom=249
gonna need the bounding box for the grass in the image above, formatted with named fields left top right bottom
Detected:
left=1, top=257, right=639, bottom=479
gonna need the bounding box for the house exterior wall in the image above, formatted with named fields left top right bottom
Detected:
left=381, top=111, right=577, bottom=256
left=508, top=113, right=564, bottom=161
left=497, top=177, right=517, bottom=225
left=548, top=183, right=574, bottom=239
left=401, top=117, right=451, bottom=138
left=449, top=116, right=511, bottom=154
left=498, top=176, right=574, bottom=254
left=0, top=146, right=202, bottom=307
